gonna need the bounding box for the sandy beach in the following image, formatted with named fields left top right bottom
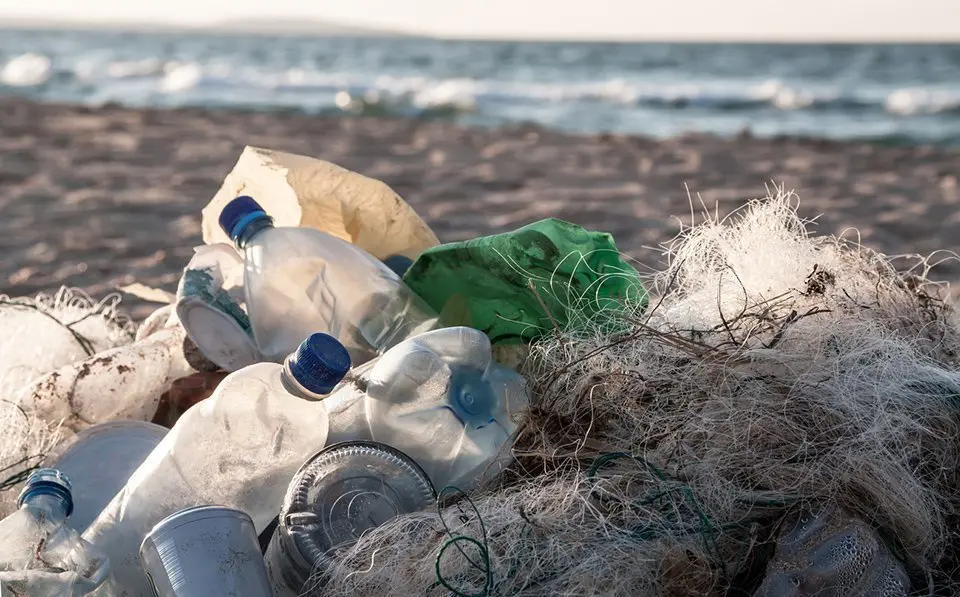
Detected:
left=1, top=96, right=959, bottom=321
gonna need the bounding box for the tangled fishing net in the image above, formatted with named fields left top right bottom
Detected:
left=319, top=191, right=960, bottom=595
left=0, top=287, right=136, bottom=394
left=0, top=288, right=136, bottom=516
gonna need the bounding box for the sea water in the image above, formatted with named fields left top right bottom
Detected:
left=1, top=28, right=959, bottom=144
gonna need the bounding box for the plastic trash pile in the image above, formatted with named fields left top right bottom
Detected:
left=0, top=146, right=958, bottom=596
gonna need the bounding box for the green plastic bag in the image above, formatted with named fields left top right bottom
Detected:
left=403, top=218, right=646, bottom=344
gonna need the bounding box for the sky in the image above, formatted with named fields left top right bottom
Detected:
left=0, top=0, right=958, bottom=41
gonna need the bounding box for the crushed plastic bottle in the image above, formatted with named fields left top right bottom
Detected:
left=83, top=333, right=350, bottom=597
left=0, top=469, right=109, bottom=596
left=219, top=195, right=438, bottom=365
left=15, top=318, right=201, bottom=434
left=140, top=506, right=272, bottom=597
left=264, top=442, right=435, bottom=597
left=175, top=243, right=261, bottom=373
left=322, top=326, right=529, bottom=492
left=0, top=289, right=138, bottom=515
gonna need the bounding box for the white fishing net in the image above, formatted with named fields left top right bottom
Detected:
left=0, top=288, right=135, bottom=395
left=0, top=288, right=136, bottom=517
left=317, top=190, right=960, bottom=596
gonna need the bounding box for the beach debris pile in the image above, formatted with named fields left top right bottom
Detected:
left=0, top=145, right=958, bottom=596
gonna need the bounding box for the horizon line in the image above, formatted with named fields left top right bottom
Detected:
left=1, top=17, right=959, bottom=44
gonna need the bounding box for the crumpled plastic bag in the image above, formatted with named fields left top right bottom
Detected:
left=402, top=218, right=647, bottom=344
left=200, top=146, right=439, bottom=260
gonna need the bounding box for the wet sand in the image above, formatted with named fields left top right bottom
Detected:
left=1, top=97, right=959, bottom=321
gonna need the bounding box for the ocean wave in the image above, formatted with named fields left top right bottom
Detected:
left=885, top=88, right=960, bottom=116
left=263, top=72, right=851, bottom=112
left=253, top=73, right=903, bottom=116
left=0, top=53, right=52, bottom=87
left=107, top=58, right=164, bottom=79
left=5, top=53, right=960, bottom=124
left=158, top=62, right=203, bottom=93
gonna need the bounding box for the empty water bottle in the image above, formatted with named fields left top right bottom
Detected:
left=17, top=322, right=199, bottom=434
left=264, top=442, right=435, bottom=597
left=0, top=468, right=109, bottom=596
left=219, top=195, right=438, bottom=365
left=322, top=326, right=529, bottom=492
left=83, top=333, right=351, bottom=597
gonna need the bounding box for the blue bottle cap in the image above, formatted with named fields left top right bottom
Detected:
left=219, top=195, right=273, bottom=242
left=17, top=468, right=74, bottom=517
left=382, top=254, right=414, bottom=277
left=287, top=333, right=351, bottom=396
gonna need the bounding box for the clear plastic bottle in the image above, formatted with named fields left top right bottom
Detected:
left=264, top=442, right=435, bottom=597
left=219, top=195, right=438, bottom=366
left=322, top=326, right=529, bottom=492
left=0, top=468, right=109, bottom=596
left=82, top=333, right=351, bottom=597
left=17, top=324, right=198, bottom=434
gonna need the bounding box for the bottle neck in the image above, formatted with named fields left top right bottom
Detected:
left=279, top=364, right=328, bottom=402
left=235, top=218, right=274, bottom=249
left=21, top=493, right=70, bottom=525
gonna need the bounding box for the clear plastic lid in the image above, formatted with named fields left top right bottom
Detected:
left=280, top=441, right=436, bottom=570
left=45, top=421, right=168, bottom=532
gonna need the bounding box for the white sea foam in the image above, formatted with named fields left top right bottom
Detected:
left=0, top=53, right=52, bottom=87
left=158, top=62, right=202, bottom=93
left=885, top=87, right=960, bottom=116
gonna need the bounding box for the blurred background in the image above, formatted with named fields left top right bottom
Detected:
left=0, top=1, right=959, bottom=318
left=2, top=0, right=960, bottom=143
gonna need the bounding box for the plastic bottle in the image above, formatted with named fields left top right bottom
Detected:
left=83, top=333, right=351, bottom=597
left=16, top=318, right=201, bottom=434
left=219, top=195, right=438, bottom=366
left=0, top=468, right=109, bottom=596
left=264, top=442, right=435, bottom=597
left=322, top=326, right=529, bottom=493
